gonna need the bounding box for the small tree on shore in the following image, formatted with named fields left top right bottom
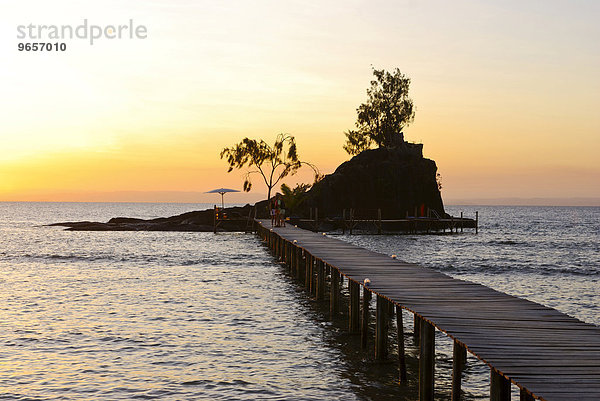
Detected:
left=280, top=183, right=311, bottom=216
left=220, top=134, right=317, bottom=202
left=344, top=67, right=416, bottom=155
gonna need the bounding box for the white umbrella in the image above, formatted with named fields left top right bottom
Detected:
left=205, top=188, right=240, bottom=209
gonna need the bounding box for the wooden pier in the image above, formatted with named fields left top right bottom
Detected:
left=213, top=205, right=256, bottom=233
left=297, top=208, right=479, bottom=234
left=254, top=221, right=600, bottom=401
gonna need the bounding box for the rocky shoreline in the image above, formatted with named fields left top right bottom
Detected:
left=49, top=205, right=257, bottom=232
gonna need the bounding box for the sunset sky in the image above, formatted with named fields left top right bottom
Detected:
left=1, top=0, right=599, bottom=204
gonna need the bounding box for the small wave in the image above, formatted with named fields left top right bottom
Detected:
left=437, top=262, right=599, bottom=277
left=0, top=394, right=55, bottom=401
left=181, top=379, right=211, bottom=386
left=181, top=379, right=252, bottom=387
left=44, top=254, right=117, bottom=262
left=487, top=239, right=522, bottom=246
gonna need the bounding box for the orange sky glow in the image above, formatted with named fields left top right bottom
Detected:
left=1, top=0, right=599, bottom=205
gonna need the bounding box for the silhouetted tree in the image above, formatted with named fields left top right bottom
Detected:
left=344, top=68, right=415, bottom=155
left=220, top=134, right=318, bottom=202
left=280, top=183, right=311, bottom=216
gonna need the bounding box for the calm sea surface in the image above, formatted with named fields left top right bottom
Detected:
left=0, top=202, right=598, bottom=400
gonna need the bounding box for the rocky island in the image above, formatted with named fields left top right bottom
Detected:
left=49, top=139, right=464, bottom=232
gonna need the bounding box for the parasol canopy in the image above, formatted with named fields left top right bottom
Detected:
left=205, top=188, right=240, bottom=209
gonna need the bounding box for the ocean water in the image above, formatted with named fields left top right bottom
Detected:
left=0, top=202, right=598, bottom=400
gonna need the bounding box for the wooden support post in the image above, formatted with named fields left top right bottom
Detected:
left=308, top=257, right=314, bottom=294
left=375, top=295, right=388, bottom=360
left=490, top=370, right=511, bottom=401
left=277, top=237, right=281, bottom=259
left=377, top=208, right=382, bottom=234
left=282, top=239, right=285, bottom=260
left=414, top=314, right=421, bottom=344
left=295, top=248, right=302, bottom=280
left=520, top=389, right=534, bottom=401
left=460, top=212, right=464, bottom=233
left=292, top=245, right=297, bottom=274
left=361, top=287, right=371, bottom=349
left=475, top=211, right=479, bottom=234
left=315, top=208, right=319, bottom=232
left=330, top=267, right=339, bottom=316
left=419, top=319, right=435, bottom=401
left=452, top=340, right=467, bottom=401
left=285, top=241, right=289, bottom=267
left=213, top=205, right=217, bottom=234
left=316, top=260, right=325, bottom=300
left=396, top=305, right=407, bottom=383
left=388, top=299, right=395, bottom=315
left=297, top=249, right=303, bottom=283
left=305, top=254, right=311, bottom=290
left=349, top=281, right=360, bottom=333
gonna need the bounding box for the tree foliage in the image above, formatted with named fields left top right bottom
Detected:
left=220, top=133, right=317, bottom=202
left=343, top=68, right=416, bottom=155
left=280, top=183, right=311, bottom=216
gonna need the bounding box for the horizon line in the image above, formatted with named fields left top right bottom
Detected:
left=2, top=197, right=599, bottom=207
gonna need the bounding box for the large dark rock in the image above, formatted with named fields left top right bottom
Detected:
left=302, top=144, right=445, bottom=218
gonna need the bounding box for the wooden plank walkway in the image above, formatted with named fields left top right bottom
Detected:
left=255, top=220, right=600, bottom=401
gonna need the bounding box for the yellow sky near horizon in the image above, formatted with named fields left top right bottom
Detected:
left=1, top=0, right=599, bottom=203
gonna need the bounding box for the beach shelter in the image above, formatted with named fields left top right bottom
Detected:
left=205, top=188, right=240, bottom=209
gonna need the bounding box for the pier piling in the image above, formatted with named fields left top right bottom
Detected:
left=375, top=295, right=389, bottom=360
left=396, top=305, right=407, bottom=383
left=490, top=370, right=511, bottom=401
left=304, top=254, right=312, bottom=294
left=361, top=288, right=371, bottom=350
left=419, top=319, right=435, bottom=401
left=330, top=267, right=340, bottom=316
left=349, top=280, right=360, bottom=333
left=452, top=340, right=467, bottom=401
left=316, top=260, right=325, bottom=300
left=414, top=314, right=421, bottom=345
